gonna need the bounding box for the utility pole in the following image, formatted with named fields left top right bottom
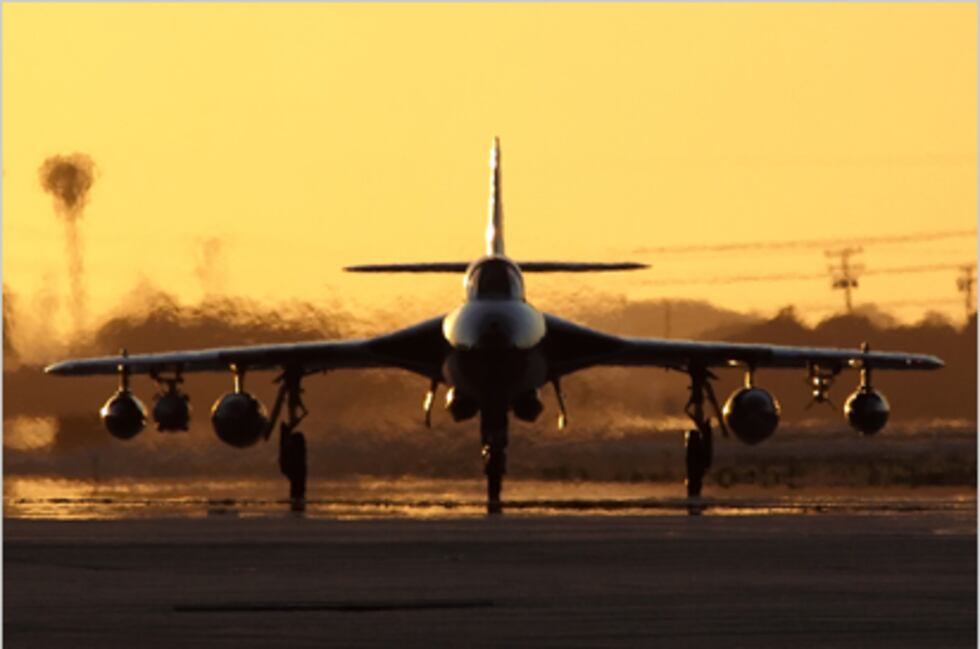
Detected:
left=825, top=247, right=864, bottom=314
left=956, top=264, right=976, bottom=320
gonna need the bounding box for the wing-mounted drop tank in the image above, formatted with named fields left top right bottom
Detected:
left=844, top=344, right=890, bottom=435
left=99, top=351, right=146, bottom=439
left=722, top=370, right=781, bottom=445
left=211, top=368, right=268, bottom=448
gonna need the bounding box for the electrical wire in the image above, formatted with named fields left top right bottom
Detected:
left=643, top=263, right=974, bottom=287
left=634, top=229, right=976, bottom=256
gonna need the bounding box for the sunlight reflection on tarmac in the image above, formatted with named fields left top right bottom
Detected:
left=5, top=477, right=975, bottom=520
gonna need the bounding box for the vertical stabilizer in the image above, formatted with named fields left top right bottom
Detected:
left=486, top=136, right=505, bottom=256
left=342, top=138, right=649, bottom=275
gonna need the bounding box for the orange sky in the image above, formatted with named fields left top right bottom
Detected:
left=3, top=3, right=977, bottom=345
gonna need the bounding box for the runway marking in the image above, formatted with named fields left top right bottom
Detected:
left=174, top=599, right=495, bottom=613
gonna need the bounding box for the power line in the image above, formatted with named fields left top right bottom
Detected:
left=633, top=228, right=976, bottom=256
left=643, top=271, right=826, bottom=286
left=642, top=262, right=972, bottom=287
left=862, top=263, right=974, bottom=277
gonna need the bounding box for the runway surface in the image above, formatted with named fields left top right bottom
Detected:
left=5, top=503, right=976, bottom=648
left=5, top=477, right=975, bottom=519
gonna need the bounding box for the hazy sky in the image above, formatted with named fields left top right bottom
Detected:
left=4, top=3, right=976, bottom=340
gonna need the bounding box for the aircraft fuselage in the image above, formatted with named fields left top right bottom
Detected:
left=441, top=255, right=548, bottom=408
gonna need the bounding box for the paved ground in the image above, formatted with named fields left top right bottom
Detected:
left=4, top=513, right=976, bottom=648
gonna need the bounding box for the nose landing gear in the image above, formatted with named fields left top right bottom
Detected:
left=480, top=407, right=508, bottom=514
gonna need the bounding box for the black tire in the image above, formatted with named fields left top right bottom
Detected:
left=480, top=406, right=508, bottom=515
left=483, top=444, right=505, bottom=514
left=284, top=431, right=307, bottom=501
left=685, top=430, right=704, bottom=498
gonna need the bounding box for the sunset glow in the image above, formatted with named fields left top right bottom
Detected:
left=3, top=3, right=976, bottom=344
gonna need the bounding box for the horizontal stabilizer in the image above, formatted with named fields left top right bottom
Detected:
left=344, top=261, right=648, bottom=273
left=345, top=263, right=470, bottom=273
left=518, top=261, right=648, bottom=272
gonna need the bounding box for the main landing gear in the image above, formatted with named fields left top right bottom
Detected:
left=269, top=368, right=309, bottom=511
left=480, top=407, right=508, bottom=515
left=683, top=366, right=726, bottom=500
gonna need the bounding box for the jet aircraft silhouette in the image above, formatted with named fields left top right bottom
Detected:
left=46, top=139, right=943, bottom=512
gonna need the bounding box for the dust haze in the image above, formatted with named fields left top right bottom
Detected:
left=194, top=237, right=227, bottom=297
left=39, top=154, right=96, bottom=334
left=3, top=283, right=975, bottom=484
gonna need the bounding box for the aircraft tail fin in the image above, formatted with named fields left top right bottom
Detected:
left=486, top=136, right=504, bottom=256
left=344, top=138, right=649, bottom=274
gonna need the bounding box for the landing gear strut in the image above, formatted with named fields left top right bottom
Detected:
left=480, top=407, right=508, bottom=515
left=683, top=366, right=726, bottom=499
left=269, top=368, right=309, bottom=510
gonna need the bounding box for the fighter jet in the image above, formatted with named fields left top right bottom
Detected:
left=46, top=138, right=943, bottom=513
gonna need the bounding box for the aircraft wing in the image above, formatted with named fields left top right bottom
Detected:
left=541, top=314, right=944, bottom=378
left=44, top=316, right=449, bottom=380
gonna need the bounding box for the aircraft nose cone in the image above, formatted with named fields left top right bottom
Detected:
left=443, top=301, right=547, bottom=351
left=476, top=319, right=515, bottom=349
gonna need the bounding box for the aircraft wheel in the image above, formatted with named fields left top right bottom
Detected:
left=283, top=431, right=307, bottom=501
left=480, top=406, right=508, bottom=515
left=685, top=429, right=705, bottom=498
left=483, top=443, right=506, bottom=514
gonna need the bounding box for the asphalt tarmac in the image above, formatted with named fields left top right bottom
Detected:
left=4, top=512, right=976, bottom=648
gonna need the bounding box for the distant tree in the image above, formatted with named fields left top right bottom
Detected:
left=917, top=310, right=955, bottom=330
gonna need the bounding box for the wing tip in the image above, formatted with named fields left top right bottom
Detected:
left=44, top=362, right=68, bottom=375
left=905, top=354, right=944, bottom=370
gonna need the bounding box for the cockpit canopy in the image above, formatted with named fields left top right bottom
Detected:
left=464, top=256, right=525, bottom=301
